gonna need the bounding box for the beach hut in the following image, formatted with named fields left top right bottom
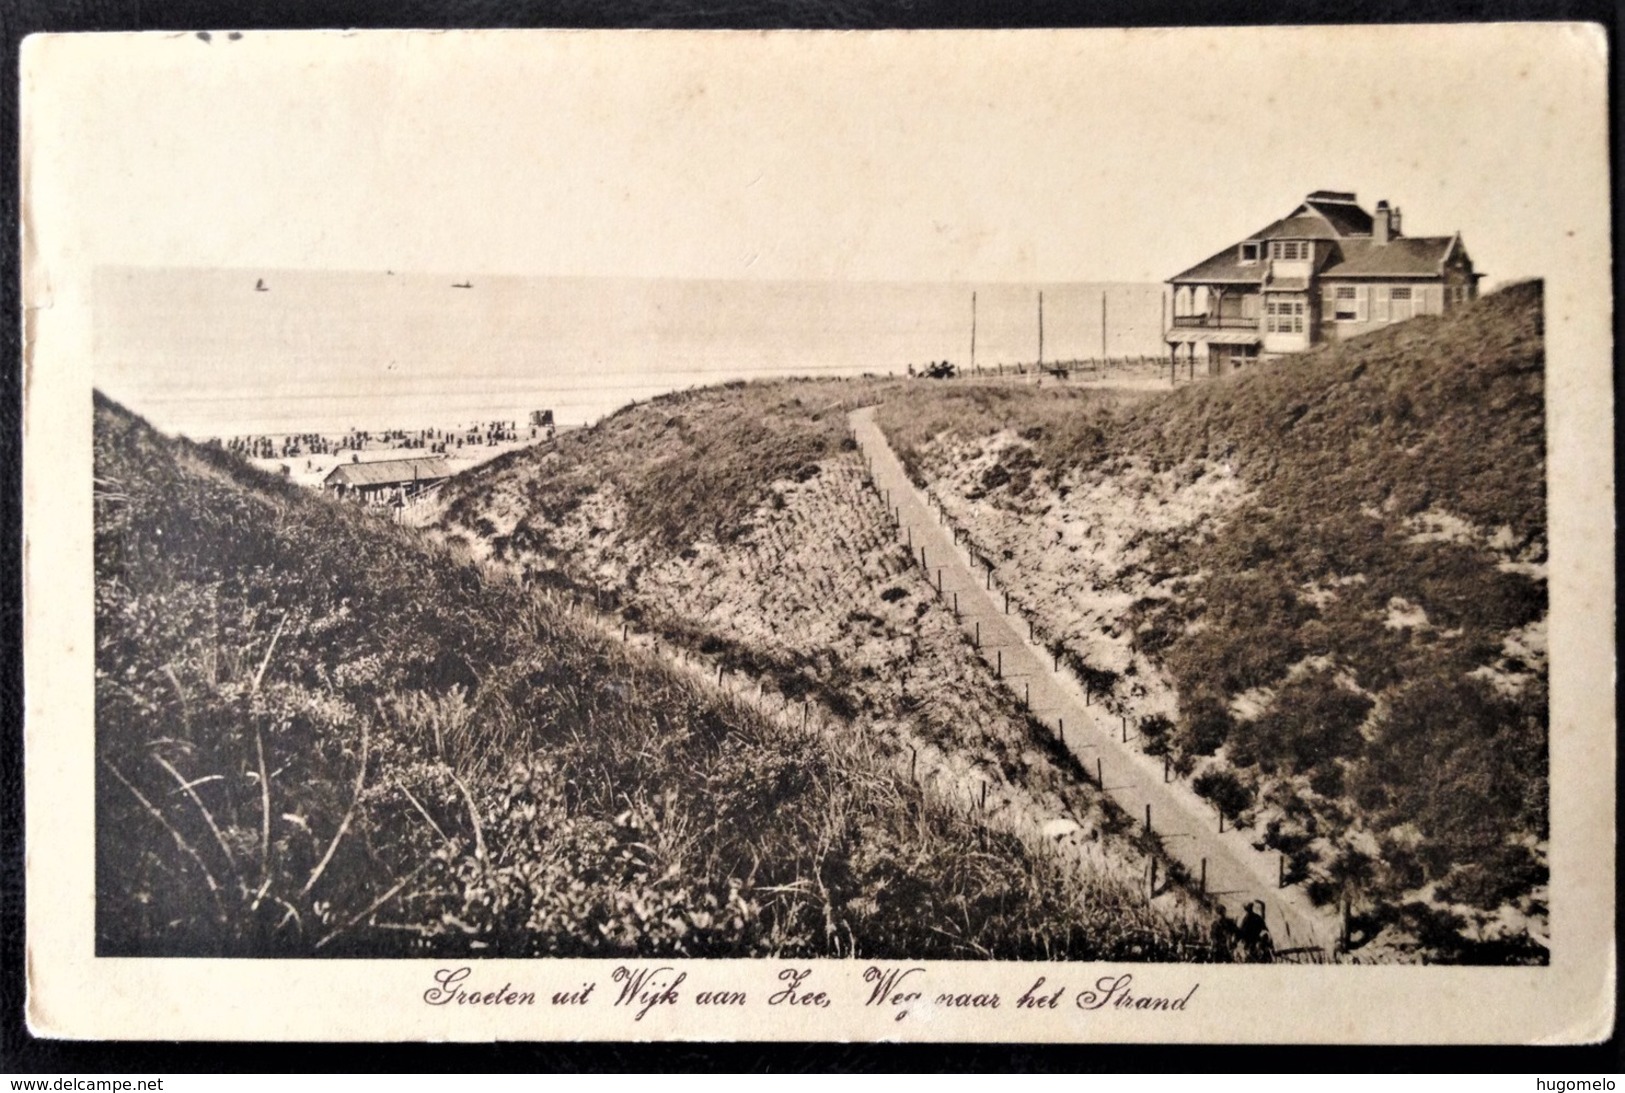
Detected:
left=322, top=456, right=451, bottom=505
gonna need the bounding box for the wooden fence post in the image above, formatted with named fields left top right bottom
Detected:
left=1058, top=718, right=1065, bottom=744
left=975, top=621, right=980, bottom=648
left=1200, top=858, right=1207, bottom=895
left=1122, top=715, right=1129, bottom=742
left=1003, top=591, right=1009, bottom=614
left=1024, top=682, right=1029, bottom=709
left=1096, top=757, right=1103, bottom=787
left=717, top=663, right=724, bottom=684
left=980, top=782, right=987, bottom=811
left=1164, top=755, right=1171, bottom=783
left=910, top=745, right=918, bottom=783
left=997, top=649, right=1002, bottom=678
left=1279, top=853, right=1286, bottom=888
left=1144, top=803, right=1151, bottom=836
left=802, top=700, right=809, bottom=730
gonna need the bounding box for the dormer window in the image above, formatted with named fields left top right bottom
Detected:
left=1239, top=242, right=1260, bottom=263
left=1271, top=240, right=1308, bottom=261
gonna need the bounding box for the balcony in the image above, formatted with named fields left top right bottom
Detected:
left=1169, top=314, right=1260, bottom=330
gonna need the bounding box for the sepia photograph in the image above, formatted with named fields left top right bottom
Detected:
left=21, top=24, right=1613, bottom=1042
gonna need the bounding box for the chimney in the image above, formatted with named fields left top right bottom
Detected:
left=1374, top=200, right=1391, bottom=245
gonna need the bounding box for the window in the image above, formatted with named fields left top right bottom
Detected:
left=1265, top=298, right=1306, bottom=334
left=1270, top=240, right=1307, bottom=261
left=1390, top=285, right=1413, bottom=321
left=1239, top=242, right=1260, bottom=263
left=1332, top=284, right=1363, bottom=321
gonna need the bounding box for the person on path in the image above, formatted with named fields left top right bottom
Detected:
left=1238, top=900, right=1274, bottom=962
left=1210, top=903, right=1240, bottom=961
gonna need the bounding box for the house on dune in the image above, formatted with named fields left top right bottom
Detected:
left=1166, top=191, right=1483, bottom=374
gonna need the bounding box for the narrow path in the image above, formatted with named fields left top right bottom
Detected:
left=849, top=405, right=1341, bottom=955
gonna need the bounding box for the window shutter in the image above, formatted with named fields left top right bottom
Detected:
left=1373, top=286, right=1390, bottom=322
left=1356, top=285, right=1369, bottom=322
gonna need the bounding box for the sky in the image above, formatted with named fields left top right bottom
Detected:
left=22, top=25, right=1613, bottom=430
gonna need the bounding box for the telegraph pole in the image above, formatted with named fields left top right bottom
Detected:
left=1037, top=291, right=1045, bottom=367
left=970, top=291, right=978, bottom=374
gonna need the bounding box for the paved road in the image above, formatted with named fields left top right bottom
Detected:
left=849, top=405, right=1341, bottom=955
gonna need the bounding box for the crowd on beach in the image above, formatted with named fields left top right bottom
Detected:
left=214, top=419, right=540, bottom=461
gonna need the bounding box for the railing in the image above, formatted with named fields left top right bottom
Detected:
left=1169, top=315, right=1260, bottom=330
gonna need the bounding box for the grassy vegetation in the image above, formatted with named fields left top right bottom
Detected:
left=431, top=377, right=1226, bottom=958
left=874, top=282, right=1549, bottom=963
left=445, top=379, right=887, bottom=552
left=876, top=383, right=1147, bottom=494
left=95, top=389, right=1210, bottom=960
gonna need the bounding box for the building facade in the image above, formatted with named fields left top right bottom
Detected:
left=322, top=456, right=450, bottom=505
left=1166, top=191, right=1482, bottom=374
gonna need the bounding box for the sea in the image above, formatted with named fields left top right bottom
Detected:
left=94, top=268, right=1169, bottom=439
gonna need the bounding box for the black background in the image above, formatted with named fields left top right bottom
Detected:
left=3, top=0, right=1619, bottom=1073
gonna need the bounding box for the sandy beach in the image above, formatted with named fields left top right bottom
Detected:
left=238, top=421, right=558, bottom=490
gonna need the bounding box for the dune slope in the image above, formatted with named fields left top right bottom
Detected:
left=94, top=389, right=1209, bottom=960
left=875, top=282, right=1549, bottom=963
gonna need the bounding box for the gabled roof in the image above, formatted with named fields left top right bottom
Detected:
left=1321, top=236, right=1455, bottom=278
left=1169, top=193, right=1465, bottom=285
left=324, top=456, right=451, bottom=488
left=1256, top=214, right=1349, bottom=241
left=1167, top=244, right=1266, bottom=286
left=1168, top=192, right=1375, bottom=284
left=1301, top=199, right=1374, bottom=237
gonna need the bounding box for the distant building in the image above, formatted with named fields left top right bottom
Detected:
left=322, top=456, right=450, bottom=504
left=1166, top=190, right=1483, bottom=373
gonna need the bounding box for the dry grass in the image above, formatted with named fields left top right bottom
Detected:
left=94, top=389, right=1214, bottom=960
left=871, top=283, right=1550, bottom=964
left=433, top=380, right=1220, bottom=959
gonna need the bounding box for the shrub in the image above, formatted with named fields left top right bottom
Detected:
left=1192, top=767, right=1254, bottom=819
left=1175, top=693, right=1233, bottom=757
left=1249, top=672, right=1372, bottom=775
left=1139, top=713, right=1173, bottom=756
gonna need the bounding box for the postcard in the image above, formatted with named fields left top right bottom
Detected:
left=20, top=25, right=1614, bottom=1042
